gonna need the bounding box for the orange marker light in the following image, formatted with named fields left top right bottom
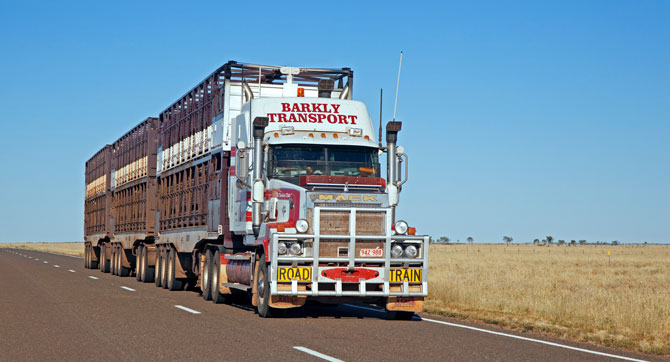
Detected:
left=333, top=134, right=338, bottom=138
left=274, top=132, right=279, bottom=138
left=277, top=224, right=286, bottom=232
left=297, top=88, right=305, bottom=97
left=408, top=227, right=416, bottom=235
left=364, top=135, right=370, bottom=140
left=321, top=133, right=326, bottom=138
left=309, top=133, right=314, bottom=138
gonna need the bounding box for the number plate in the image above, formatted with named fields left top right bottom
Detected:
left=360, top=248, right=383, bottom=257
left=389, top=268, right=422, bottom=283
left=277, top=266, right=312, bottom=282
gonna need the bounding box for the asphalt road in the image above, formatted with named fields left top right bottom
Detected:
left=0, top=248, right=665, bottom=362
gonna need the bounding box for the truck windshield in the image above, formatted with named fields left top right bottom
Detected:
left=269, top=145, right=380, bottom=183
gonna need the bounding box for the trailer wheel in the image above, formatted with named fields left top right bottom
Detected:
left=84, top=244, right=89, bottom=269
left=136, top=245, right=143, bottom=282
left=141, top=246, right=155, bottom=283
left=256, top=259, right=273, bottom=318
left=117, top=247, right=130, bottom=277
left=201, top=249, right=212, bottom=301
left=166, top=248, right=184, bottom=291
left=211, top=250, right=228, bottom=304
left=100, top=244, right=110, bottom=273
left=155, top=248, right=163, bottom=287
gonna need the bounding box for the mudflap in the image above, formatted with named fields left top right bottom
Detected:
left=269, top=295, right=307, bottom=309
left=385, top=296, right=424, bottom=312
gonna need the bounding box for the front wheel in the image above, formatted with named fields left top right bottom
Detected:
left=256, top=258, right=274, bottom=318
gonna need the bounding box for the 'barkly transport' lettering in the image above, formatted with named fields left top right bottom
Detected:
left=267, top=102, right=358, bottom=124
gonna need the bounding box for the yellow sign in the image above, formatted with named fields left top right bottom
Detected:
left=277, top=267, right=312, bottom=282
left=389, top=268, right=422, bottom=283
left=608, top=251, right=611, bottom=256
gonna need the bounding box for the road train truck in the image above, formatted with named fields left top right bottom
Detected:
left=84, top=61, right=428, bottom=318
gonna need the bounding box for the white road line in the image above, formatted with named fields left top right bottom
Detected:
left=88, top=276, right=99, bottom=280
left=34, top=258, right=39, bottom=261
left=343, top=304, right=646, bottom=362
left=53, top=265, right=60, bottom=268
left=120, top=286, right=136, bottom=292
left=424, top=317, right=649, bottom=362
left=43, top=261, right=48, bottom=264
left=68, top=270, right=76, bottom=273
left=293, top=347, right=344, bottom=362
left=174, top=305, right=201, bottom=314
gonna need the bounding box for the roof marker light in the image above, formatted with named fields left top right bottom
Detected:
left=297, top=88, right=305, bottom=97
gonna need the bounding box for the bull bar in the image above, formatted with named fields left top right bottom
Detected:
left=269, top=206, right=429, bottom=297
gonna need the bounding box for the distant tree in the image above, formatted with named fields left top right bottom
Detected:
left=533, top=239, right=540, bottom=245
left=467, top=237, right=474, bottom=244
left=579, top=240, right=586, bottom=245
left=503, top=236, right=513, bottom=245
left=438, top=236, right=450, bottom=244
left=611, top=240, right=619, bottom=245
left=570, top=240, right=576, bottom=246
left=546, top=236, right=554, bottom=244
left=558, top=239, right=565, bottom=245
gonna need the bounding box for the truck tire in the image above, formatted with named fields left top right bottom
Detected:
left=141, top=246, right=155, bottom=283
left=84, top=245, right=90, bottom=269
left=118, top=247, right=130, bottom=277
left=201, top=250, right=212, bottom=301
left=100, top=243, right=110, bottom=273
left=155, top=248, right=163, bottom=287
left=256, top=259, right=273, bottom=318
left=211, top=250, right=228, bottom=304
left=136, top=245, right=143, bottom=282
left=111, top=246, right=117, bottom=276
left=166, top=248, right=184, bottom=291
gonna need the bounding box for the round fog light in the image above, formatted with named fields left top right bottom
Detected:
left=394, top=220, right=409, bottom=235
left=404, top=245, right=418, bottom=258
left=391, top=244, right=404, bottom=258
left=277, top=242, right=287, bottom=255
left=296, top=219, right=309, bottom=233
left=289, top=242, right=302, bottom=256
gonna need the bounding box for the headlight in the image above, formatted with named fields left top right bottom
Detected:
left=277, top=242, right=287, bottom=255
left=391, top=244, right=404, bottom=258
left=296, top=219, right=309, bottom=233
left=394, top=220, right=409, bottom=235
left=404, top=245, right=418, bottom=258
left=289, top=242, right=302, bottom=256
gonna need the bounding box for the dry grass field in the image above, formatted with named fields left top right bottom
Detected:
left=0, top=242, right=84, bottom=257
left=426, top=244, right=670, bottom=355
left=2, top=242, right=668, bottom=355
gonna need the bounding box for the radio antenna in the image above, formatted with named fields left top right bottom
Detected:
left=392, top=51, right=403, bottom=121
left=379, top=88, right=383, bottom=148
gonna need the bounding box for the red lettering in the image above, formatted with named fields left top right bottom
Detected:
left=338, top=115, right=347, bottom=124
left=322, top=104, right=330, bottom=113
left=291, top=103, right=300, bottom=112
left=347, top=115, right=357, bottom=125
left=308, top=114, right=318, bottom=123
left=281, top=103, right=290, bottom=112
left=331, top=104, right=341, bottom=113
left=288, top=113, right=297, bottom=122
left=268, top=113, right=278, bottom=122
left=278, top=114, right=287, bottom=122
left=327, top=115, right=337, bottom=124
left=317, top=114, right=326, bottom=123
left=312, top=103, right=323, bottom=112
left=298, top=113, right=307, bottom=122
left=300, top=103, right=310, bottom=112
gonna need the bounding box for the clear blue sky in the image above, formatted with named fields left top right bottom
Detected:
left=0, top=1, right=668, bottom=243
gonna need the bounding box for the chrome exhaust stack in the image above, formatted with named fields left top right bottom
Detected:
left=252, top=117, right=269, bottom=237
